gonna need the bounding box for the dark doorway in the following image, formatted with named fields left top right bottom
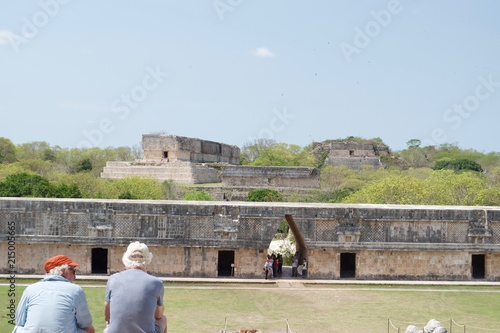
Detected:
left=91, top=248, right=108, bottom=274
left=340, top=253, right=356, bottom=278
left=218, top=250, right=235, bottom=277
left=163, top=151, right=168, bottom=158
left=472, top=254, right=485, bottom=279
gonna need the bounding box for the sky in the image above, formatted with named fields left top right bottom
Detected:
left=1, top=1, right=500, bottom=153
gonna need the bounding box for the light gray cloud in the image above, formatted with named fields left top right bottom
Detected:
left=253, top=47, right=275, bottom=58
left=0, top=30, right=22, bottom=46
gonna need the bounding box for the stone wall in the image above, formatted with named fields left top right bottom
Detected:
left=2, top=198, right=500, bottom=280
left=0, top=242, right=263, bottom=278
left=324, top=157, right=381, bottom=170
left=221, top=166, right=320, bottom=188
left=326, top=141, right=389, bottom=157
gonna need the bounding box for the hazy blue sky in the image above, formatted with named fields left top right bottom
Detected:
left=1, top=1, right=500, bottom=152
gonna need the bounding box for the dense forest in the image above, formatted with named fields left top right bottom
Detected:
left=1, top=136, right=500, bottom=206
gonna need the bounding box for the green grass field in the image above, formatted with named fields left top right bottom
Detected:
left=1, top=280, right=500, bottom=333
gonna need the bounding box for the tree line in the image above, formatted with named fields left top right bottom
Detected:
left=1, top=136, right=500, bottom=206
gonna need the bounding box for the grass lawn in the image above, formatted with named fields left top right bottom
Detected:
left=1, top=280, right=500, bottom=332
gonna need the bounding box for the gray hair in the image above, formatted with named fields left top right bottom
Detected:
left=47, top=264, right=70, bottom=276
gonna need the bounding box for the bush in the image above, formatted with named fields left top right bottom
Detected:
left=183, top=189, right=214, bottom=201
left=432, top=158, right=483, bottom=172
left=118, top=191, right=137, bottom=199
left=247, top=188, right=283, bottom=202
left=0, top=172, right=82, bottom=198
left=0, top=172, right=51, bottom=197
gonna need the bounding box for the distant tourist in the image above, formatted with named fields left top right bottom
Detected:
left=12, top=254, right=95, bottom=333
left=264, top=255, right=273, bottom=279
left=272, top=254, right=278, bottom=278
left=104, top=242, right=167, bottom=333
left=291, top=252, right=299, bottom=277
left=302, top=258, right=308, bottom=279
left=277, top=253, right=283, bottom=275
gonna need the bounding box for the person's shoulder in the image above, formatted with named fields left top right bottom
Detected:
left=109, top=270, right=125, bottom=277
left=22, top=280, right=43, bottom=293
left=56, top=280, right=85, bottom=295
left=145, top=274, right=164, bottom=286
left=147, top=273, right=163, bottom=282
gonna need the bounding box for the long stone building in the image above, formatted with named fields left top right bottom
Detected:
left=2, top=197, right=499, bottom=281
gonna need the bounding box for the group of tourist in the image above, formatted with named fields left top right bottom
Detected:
left=12, top=242, right=167, bottom=333
left=265, top=252, right=307, bottom=279
left=264, top=253, right=283, bottom=279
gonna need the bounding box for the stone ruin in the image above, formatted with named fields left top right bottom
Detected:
left=406, top=319, right=448, bottom=333
left=101, top=134, right=320, bottom=188
left=311, top=139, right=389, bottom=170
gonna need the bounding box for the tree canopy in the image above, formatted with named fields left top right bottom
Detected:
left=0, top=136, right=499, bottom=206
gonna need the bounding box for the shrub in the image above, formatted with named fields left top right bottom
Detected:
left=247, top=188, right=283, bottom=202
left=183, top=189, right=214, bottom=201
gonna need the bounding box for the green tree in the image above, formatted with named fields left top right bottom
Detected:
left=0, top=137, right=17, bottom=164
left=16, top=141, right=55, bottom=161
left=0, top=172, right=83, bottom=198
left=485, top=167, right=500, bottom=187
left=474, top=187, right=500, bottom=206
left=252, top=143, right=316, bottom=167
left=118, top=191, right=137, bottom=199
left=162, top=180, right=178, bottom=200
left=240, top=139, right=276, bottom=165
left=17, top=159, right=54, bottom=176
left=406, top=139, right=421, bottom=149
left=422, top=170, right=485, bottom=206
left=76, top=158, right=93, bottom=172
left=50, top=172, right=111, bottom=198
left=320, top=166, right=356, bottom=192
left=432, top=158, right=483, bottom=172
left=319, top=188, right=356, bottom=203
left=49, top=183, right=82, bottom=198
left=42, top=148, right=57, bottom=162
left=276, top=219, right=289, bottom=234
left=398, top=147, right=431, bottom=168
left=114, top=177, right=165, bottom=200
left=247, top=188, right=283, bottom=202
left=0, top=163, right=27, bottom=181
left=183, top=189, right=214, bottom=201
left=343, top=175, right=424, bottom=204
left=0, top=172, right=52, bottom=197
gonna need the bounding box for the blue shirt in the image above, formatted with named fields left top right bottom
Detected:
left=13, top=275, right=93, bottom=333
left=105, top=269, right=164, bottom=333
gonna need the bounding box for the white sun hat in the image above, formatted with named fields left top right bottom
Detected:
left=122, top=241, right=153, bottom=268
